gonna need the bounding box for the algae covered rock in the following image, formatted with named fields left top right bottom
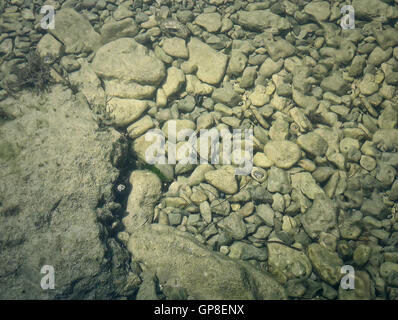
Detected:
left=127, top=224, right=286, bottom=299
left=0, top=85, right=130, bottom=299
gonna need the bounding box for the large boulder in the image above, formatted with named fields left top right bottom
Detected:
left=0, top=85, right=131, bottom=299
left=352, top=0, right=398, bottom=21
left=127, top=224, right=287, bottom=300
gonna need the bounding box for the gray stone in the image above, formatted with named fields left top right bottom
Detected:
left=135, top=271, right=159, bottom=300
left=389, top=180, right=398, bottom=201
left=68, top=59, right=106, bottom=108
left=338, top=271, right=373, bottom=300
left=126, top=115, right=154, bottom=139
left=93, top=38, right=165, bottom=83
left=162, top=67, right=185, bottom=98
left=106, top=98, right=148, bottom=127
left=188, top=38, right=228, bottom=85
left=0, top=86, right=130, bottom=299
left=297, top=132, right=328, bottom=156
left=264, top=141, right=301, bottom=169
left=127, top=224, right=286, bottom=299
left=37, top=34, right=63, bottom=63
left=49, top=8, right=101, bottom=54
left=229, top=241, right=268, bottom=261
left=264, top=40, right=295, bottom=61
left=194, top=13, right=222, bottom=33
left=291, top=172, right=325, bottom=200
left=162, top=37, right=189, bottom=59
left=361, top=192, right=385, bottom=217
left=308, top=243, right=343, bottom=286
left=218, top=212, right=247, bottom=240
left=353, top=245, right=372, bottom=266
left=236, top=10, right=290, bottom=32
left=267, top=166, right=292, bottom=194
left=378, top=105, right=398, bottom=129
left=301, top=197, right=337, bottom=239
left=368, top=46, right=393, bottom=66
left=267, top=241, right=312, bottom=283
left=0, top=38, right=13, bottom=56
left=204, top=168, right=238, bottom=195
left=349, top=56, right=366, bottom=77
left=122, top=171, right=162, bottom=233
left=253, top=225, right=273, bottom=239
left=321, top=72, right=348, bottom=95
left=358, top=74, right=379, bottom=95
left=373, top=129, right=398, bottom=151
left=227, top=50, right=247, bottom=76
left=240, top=66, right=257, bottom=88
left=92, top=38, right=165, bottom=99
left=100, top=18, right=139, bottom=44
left=259, top=58, right=284, bottom=78
left=303, top=1, right=330, bottom=22
left=212, top=85, right=242, bottom=107
left=113, top=5, right=133, bottom=21
left=375, top=27, right=398, bottom=50
left=352, top=0, right=398, bottom=21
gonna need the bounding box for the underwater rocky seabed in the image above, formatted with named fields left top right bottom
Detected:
left=0, top=0, right=398, bottom=300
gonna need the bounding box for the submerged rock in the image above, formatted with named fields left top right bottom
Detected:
left=128, top=224, right=286, bottom=299
left=0, top=86, right=129, bottom=299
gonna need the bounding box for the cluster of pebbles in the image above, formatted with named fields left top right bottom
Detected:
left=1, top=0, right=398, bottom=300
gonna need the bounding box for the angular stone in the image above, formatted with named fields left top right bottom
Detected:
left=267, top=241, right=312, bottom=283
left=264, top=39, right=295, bottom=61
left=321, top=72, right=348, bottom=95
left=218, top=212, right=247, bottom=240
left=127, top=224, right=286, bottom=299
left=301, top=197, right=337, bottom=238
left=92, top=38, right=165, bottom=87
left=259, top=58, right=284, bottom=78
left=162, top=67, right=185, bottom=98
left=37, top=34, right=63, bottom=63
left=162, top=37, right=189, bottom=59
left=188, top=38, right=228, bottom=85
left=267, top=166, right=292, bottom=194
left=304, top=1, right=331, bottom=22
left=291, top=172, right=325, bottom=200
left=229, top=241, right=268, bottom=261
left=308, top=243, right=343, bottom=286
left=297, top=132, right=328, bottom=156
left=100, top=18, right=138, bottom=44
left=236, top=10, right=290, bottom=32
left=227, top=50, right=247, bottom=76
left=204, top=168, right=238, bottom=195
left=49, top=8, right=101, bottom=54
left=123, top=170, right=162, bottom=233
left=212, top=85, right=242, bottom=107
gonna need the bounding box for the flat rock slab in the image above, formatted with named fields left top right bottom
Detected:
left=49, top=8, right=101, bottom=54
left=128, top=224, right=286, bottom=300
